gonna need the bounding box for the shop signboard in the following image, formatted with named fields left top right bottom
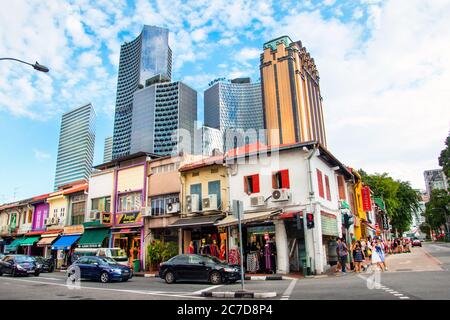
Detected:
left=116, top=211, right=142, bottom=225
left=361, top=187, right=372, bottom=212
left=102, top=212, right=111, bottom=225
left=63, top=225, right=84, bottom=235
left=382, top=214, right=389, bottom=230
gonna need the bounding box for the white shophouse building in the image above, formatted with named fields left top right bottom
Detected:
left=219, top=142, right=353, bottom=275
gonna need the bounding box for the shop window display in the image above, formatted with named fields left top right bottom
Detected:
left=245, top=225, right=277, bottom=274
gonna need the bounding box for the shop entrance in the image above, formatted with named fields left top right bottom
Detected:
left=244, top=224, right=277, bottom=274
left=183, top=226, right=227, bottom=260
left=114, top=232, right=141, bottom=269
left=285, top=219, right=306, bottom=273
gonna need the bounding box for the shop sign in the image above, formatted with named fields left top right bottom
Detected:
left=361, top=187, right=372, bottom=212
left=102, top=213, right=111, bottom=225
left=63, top=225, right=84, bottom=235
left=382, top=214, right=389, bottom=230
left=116, top=211, right=142, bottom=225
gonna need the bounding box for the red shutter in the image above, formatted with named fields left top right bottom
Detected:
left=317, top=169, right=324, bottom=198
left=325, top=175, right=331, bottom=201
left=337, top=175, right=345, bottom=200
left=244, top=176, right=249, bottom=194
left=280, top=170, right=290, bottom=189
left=252, top=174, right=260, bottom=193
left=272, top=173, right=277, bottom=189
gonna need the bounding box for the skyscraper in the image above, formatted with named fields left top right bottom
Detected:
left=204, top=77, right=264, bottom=151
left=129, top=75, right=197, bottom=156
left=424, top=169, right=448, bottom=197
left=112, top=25, right=172, bottom=159
left=54, top=103, right=95, bottom=190
left=103, top=136, right=113, bottom=163
left=260, top=36, right=327, bottom=147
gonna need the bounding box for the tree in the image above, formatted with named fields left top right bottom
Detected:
left=424, top=189, right=450, bottom=233
left=438, top=133, right=450, bottom=185
left=359, top=171, right=420, bottom=235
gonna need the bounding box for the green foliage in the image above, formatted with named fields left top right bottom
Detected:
left=438, top=134, right=450, bottom=184
left=419, top=222, right=431, bottom=239
left=424, top=189, right=450, bottom=232
left=147, top=240, right=178, bottom=268
left=359, top=170, right=420, bottom=234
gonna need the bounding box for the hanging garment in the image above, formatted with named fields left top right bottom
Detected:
left=264, top=243, right=272, bottom=272
left=200, top=244, right=211, bottom=255
left=229, top=248, right=240, bottom=265
left=187, top=245, right=195, bottom=254
left=219, top=243, right=226, bottom=261
left=210, top=244, right=219, bottom=257
left=246, top=252, right=260, bottom=273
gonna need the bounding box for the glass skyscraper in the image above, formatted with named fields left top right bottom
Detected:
left=204, top=78, right=264, bottom=151
left=54, top=103, right=96, bottom=190
left=103, top=136, right=113, bottom=163
left=112, top=25, right=172, bottom=159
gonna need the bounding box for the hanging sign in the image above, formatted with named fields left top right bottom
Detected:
left=361, top=187, right=372, bottom=212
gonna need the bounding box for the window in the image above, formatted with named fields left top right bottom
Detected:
left=190, top=183, right=202, bottom=210
left=272, top=170, right=290, bottom=189
left=337, top=175, right=346, bottom=200
left=117, top=192, right=142, bottom=212
left=72, top=214, right=84, bottom=225
left=208, top=180, right=221, bottom=209
left=192, top=171, right=199, bottom=177
left=317, top=169, right=324, bottom=198
left=71, top=200, right=85, bottom=225
left=244, top=174, right=260, bottom=194
left=188, top=255, right=203, bottom=264
left=325, top=175, right=331, bottom=201
left=27, top=210, right=32, bottom=224
left=92, top=196, right=111, bottom=212
left=60, top=208, right=65, bottom=217
left=151, top=194, right=179, bottom=216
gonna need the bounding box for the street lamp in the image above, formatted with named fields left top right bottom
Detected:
left=0, top=57, right=49, bottom=73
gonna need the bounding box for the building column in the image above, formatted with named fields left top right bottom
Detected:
left=274, top=220, right=289, bottom=274
left=312, top=204, right=325, bottom=274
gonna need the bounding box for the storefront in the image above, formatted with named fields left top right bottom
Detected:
left=111, top=227, right=142, bottom=271
left=19, top=236, right=40, bottom=255
left=170, top=215, right=226, bottom=258
left=320, top=211, right=340, bottom=267
left=36, top=231, right=61, bottom=258
left=78, top=221, right=111, bottom=249
left=51, top=225, right=83, bottom=269
left=278, top=212, right=306, bottom=273
left=4, top=237, right=26, bottom=254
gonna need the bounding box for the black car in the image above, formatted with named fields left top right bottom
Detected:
left=0, top=255, right=41, bottom=277
left=0, top=254, right=4, bottom=260
left=159, top=254, right=241, bottom=285
left=34, top=256, right=55, bottom=272
left=67, top=256, right=132, bottom=283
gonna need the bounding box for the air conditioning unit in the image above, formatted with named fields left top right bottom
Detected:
left=272, top=189, right=291, bottom=202
left=166, top=202, right=179, bottom=214
left=186, top=194, right=199, bottom=213
left=89, top=211, right=100, bottom=221
left=202, top=194, right=218, bottom=211
left=142, top=207, right=152, bottom=217
left=250, top=196, right=266, bottom=207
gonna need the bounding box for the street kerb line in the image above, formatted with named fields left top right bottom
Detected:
left=280, top=279, right=297, bottom=300
left=0, top=276, right=205, bottom=299
left=193, top=284, right=224, bottom=295
left=423, top=247, right=443, bottom=266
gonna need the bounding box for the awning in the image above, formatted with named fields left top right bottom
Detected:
left=51, top=235, right=80, bottom=250
left=77, top=228, right=110, bottom=248
left=215, top=210, right=280, bottom=227
left=374, top=197, right=385, bottom=211
left=20, top=236, right=40, bottom=246
left=340, top=200, right=350, bottom=210
left=37, top=236, right=58, bottom=247
left=170, top=215, right=224, bottom=228
left=4, top=238, right=25, bottom=252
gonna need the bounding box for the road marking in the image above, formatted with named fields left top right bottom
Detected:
left=399, top=296, right=410, bottom=299
left=280, top=279, right=297, bottom=301
left=393, top=293, right=404, bottom=296
left=38, top=277, right=61, bottom=281
left=0, top=276, right=205, bottom=299
left=192, top=284, right=224, bottom=295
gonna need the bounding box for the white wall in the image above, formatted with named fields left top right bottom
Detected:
left=86, top=170, right=114, bottom=214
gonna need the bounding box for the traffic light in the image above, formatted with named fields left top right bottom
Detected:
left=306, top=213, right=314, bottom=229
left=343, top=212, right=354, bottom=229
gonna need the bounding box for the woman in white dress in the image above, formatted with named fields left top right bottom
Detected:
left=370, top=240, right=384, bottom=272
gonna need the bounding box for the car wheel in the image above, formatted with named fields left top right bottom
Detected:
left=100, top=272, right=110, bottom=283
left=34, top=271, right=40, bottom=277
left=164, top=271, right=175, bottom=284
left=209, top=271, right=222, bottom=285
left=11, top=269, right=16, bottom=277
left=0, top=270, right=3, bottom=276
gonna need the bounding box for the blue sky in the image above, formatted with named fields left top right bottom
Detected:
left=1, top=0, right=449, bottom=203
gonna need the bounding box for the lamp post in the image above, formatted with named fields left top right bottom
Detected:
left=0, top=57, right=49, bottom=73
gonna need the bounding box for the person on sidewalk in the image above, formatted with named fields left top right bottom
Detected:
left=353, top=241, right=365, bottom=272
left=370, top=239, right=384, bottom=272
left=337, top=238, right=349, bottom=273
left=328, top=238, right=339, bottom=272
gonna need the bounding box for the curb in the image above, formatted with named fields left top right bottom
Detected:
left=201, top=291, right=277, bottom=298
left=134, top=273, right=159, bottom=278
left=423, top=250, right=443, bottom=266
left=245, top=275, right=285, bottom=281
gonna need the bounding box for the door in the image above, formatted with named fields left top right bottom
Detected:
left=190, top=184, right=202, bottom=211
left=86, top=257, right=101, bottom=279
left=1, top=256, right=14, bottom=274
left=208, top=180, right=221, bottom=209
left=75, top=257, right=90, bottom=278
left=170, top=255, right=190, bottom=280
left=187, top=255, right=209, bottom=281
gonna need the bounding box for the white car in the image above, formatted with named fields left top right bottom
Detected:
left=73, top=248, right=130, bottom=266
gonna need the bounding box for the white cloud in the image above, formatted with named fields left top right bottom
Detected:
left=33, top=149, right=51, bottom=161
left=78, top=51, right=103, bottom=68
left=237, top=47, right=260, bottom=61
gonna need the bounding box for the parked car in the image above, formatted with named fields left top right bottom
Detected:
left=34, top=256, right=55, bottom=272
left=159, top=254, right=241, bottom=285
left=412, top=239, right=422, bottom=247
left=73, top=248, right=129, bottom=266
left=0, top=254, right=5, bottom=260
left=0, top=255, right=41, bottom=277
left=67, top=256, right=132, bottom=283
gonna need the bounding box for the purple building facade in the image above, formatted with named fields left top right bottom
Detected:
left=32, top=202, right=49, bottom=231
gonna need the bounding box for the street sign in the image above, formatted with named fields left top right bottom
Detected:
left=233, top=200, right=245, bottom=292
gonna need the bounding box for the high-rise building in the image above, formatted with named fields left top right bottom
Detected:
left=199, top=126, right=223, bottom=156
left=54, top=103, right=95, bottom=190
left=129, top=75, right=197, bottom=156
left=204, top=77, right=264, bottom=151
left=112, top=25, right=172, bottom=159
left=103, top=136, right=113, bottom=163
left=260, top=36, right=327, bottom=147
left=424, top=169, right=448, bottom=197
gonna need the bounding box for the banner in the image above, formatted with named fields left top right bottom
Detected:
left=361, top=186, right=372, bottom=212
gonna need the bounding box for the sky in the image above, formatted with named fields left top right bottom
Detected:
left=0, top=0, right=449, bottom=203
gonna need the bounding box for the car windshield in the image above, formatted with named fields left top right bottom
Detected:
left=99, top=257, right=119, bottom=265
left=15, top=256, right=35, bottom=263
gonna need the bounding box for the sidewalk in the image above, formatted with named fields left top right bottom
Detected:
left=384, top=247, right=443, bottom=272
left=134, top=271, right=304, bottom=280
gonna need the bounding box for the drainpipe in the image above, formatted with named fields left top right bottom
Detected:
left=304, top=144, right=317, bottom=275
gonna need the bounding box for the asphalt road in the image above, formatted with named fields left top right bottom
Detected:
left=0, top=242, right=449, bottom=300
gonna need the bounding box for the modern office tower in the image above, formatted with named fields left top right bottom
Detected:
left=54, top=103, right=96, bottom=190
left=112, top=25, right=172, bottom=159
left=130, top=75, right=197, bottom=156
left=424, top=169, right=448, bottom=197
left=200, top=126, right=223, bottom=156
left=204, top=77, right=264, bottom=151
left=260, top=36, right=327, bottom=147
left=103, top=136, right=113, bottom=163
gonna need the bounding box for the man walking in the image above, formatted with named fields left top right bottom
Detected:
left=337, top=238, right=349, bottom=273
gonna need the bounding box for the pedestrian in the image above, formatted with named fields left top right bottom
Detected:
left=337, top=237, right=349, bottom=273
left=376, top=238, right=387, bottom=271
left=328, top=238, right=339, bottom=272
left=353, top=241, right=365, bottom=272
left=370, top=239, right=384, bottom=272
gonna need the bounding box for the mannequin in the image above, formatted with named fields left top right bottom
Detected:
left=187, top=241, right=195, bottom=254
left=199, top=238, right=210, bottom=255
left=210, top=240, right=219, bottom=257
left=219, top=240, right=226, bottom=261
